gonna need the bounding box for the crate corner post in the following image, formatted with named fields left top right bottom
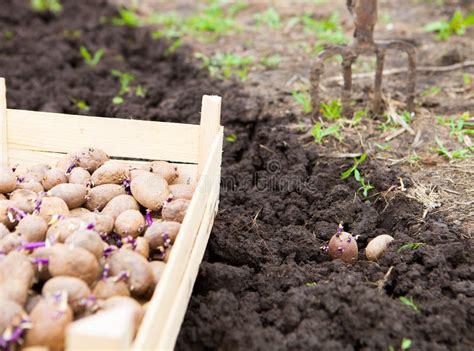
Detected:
left=198, top=95, right=222, bottom=176
left=0, top=77, right=8, bottom=166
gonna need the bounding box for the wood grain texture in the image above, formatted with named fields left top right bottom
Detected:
left=6, top=109, right=200, bottom=164
left=0, top=78, right=7, bottom=166
left=198, top=95, right=221, bottom=176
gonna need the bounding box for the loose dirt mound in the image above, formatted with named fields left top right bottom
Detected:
left=0, top=1, right=472, bottom=350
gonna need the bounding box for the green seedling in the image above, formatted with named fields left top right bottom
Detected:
left=399, top=296, right=419, bottom=312
left=254, top=7, right=281, bottom=28
left=165, top=38, right=183, bottom=56
left=260, top=55, right=281, bottom=69
left=135, top=85, right=146, bottom=98
left=31, top=0, right=62, bottom=14
left=350, top=109, right=366, bottom=127
left=3, top=31, right=13, bottom=41
left=424, top=9, right=474, bottom=40
left=375, top=143, right=392, bottom=151
left=69, top=98, right=90, bottom=111
left=79, top=46, right=104, bottom=66
left=397, top=242, right=425, bottom=253
left=225, top=134, right=237, bottom=142
left=305, top=282, right=317, bottom=287
left=111, top=70, right=135, bottom=96
left=195, top=52, right=254, bottom=80
left=311, top=122, right=342, bottom=144
left=437, top=112, right=474, bottom=143
left=341, top=153, right=373, bottom=198
left=378, top=111, right=412, bottom=132
left=292, top=90, right=312, bottom=114
left=320, top=99, right=343, bottom=120
left=111, top=8, right=143, bottom=27
left=408, top=152, right=421, bottom=164
left=463, top=74, right=472, bottom=88
left=301, top=11, right=347, bottom=53
left=388, top=338, right=412, bottom=351
left=436, top=138, right=472, bottom=160
left=112, top=96, right=124, bottom=105
left=421, top=86, right=441, bottom=97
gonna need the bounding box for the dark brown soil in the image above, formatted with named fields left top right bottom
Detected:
left=0, top=1, right=472, bottom=350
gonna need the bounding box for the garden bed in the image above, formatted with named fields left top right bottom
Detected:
left=0, top=0, right=472, bottom=350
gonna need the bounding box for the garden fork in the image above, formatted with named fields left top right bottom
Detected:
left=310, top=0, right=416, bottom=117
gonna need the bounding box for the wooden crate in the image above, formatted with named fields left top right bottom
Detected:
left=0, top=78, right=223, bottom=350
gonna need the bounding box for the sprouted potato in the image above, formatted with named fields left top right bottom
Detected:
left=328, top=226, right=358, bottom=264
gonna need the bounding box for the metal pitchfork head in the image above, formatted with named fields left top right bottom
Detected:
left=310, top=0, right=416, bottom=118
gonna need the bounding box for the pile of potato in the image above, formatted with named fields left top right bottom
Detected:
left=0, top=147, right=195, bottom=350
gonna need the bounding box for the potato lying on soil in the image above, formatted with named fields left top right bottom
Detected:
left=24, top=297, right=74, bottom=351
left=91, top=161, right=130, bottom=186
left=114, top=209, right=145, bottom=238
left=48, top=183, right=87, bottom=209
left=42, top=276, right=91, bottom=315
left=149, top=261, right=166, bottom=285
left=99, top=296, right=144, bottom=335
left=68, top=167, right=91, bottom=185
left=328, top=230, right=358, bottom=264
left=130, top=173, right=169, bottom=211
left=149, top=161, right=179, bottom=184
left=10, top=189, right=37, bottom=213
left=365, top=234, right=394, bottom=261
left=162, top=199, right=190, bottom=223
left=144, top=221, right=181, bottom=251
left=102, top=194, right=140, bottom=220
left=0, top=299, right=25, bottom=334
left=93, top=276, right=130, bottom=300
left=47, top=217, right=84, bottom=243
left=0, top=233, right=22, bottom=254
left=79, top=212, right=114, bottom=235
left=38, top=196, right=70, bottom=223
left=0, top=200, right=18, bottom=230
left=64, top=230, right=104, bottom=260
left=0, top=166, right=17, bottom=194
left=0, top=223, right=9, bottom=240
left=49, top=244, right=100, bottom=286
left=17, top=180, right=44, bottom=193
left=85, top=184, right=126, bottom=211
left=57, top=147, right=109, bottom=173
left=169, top=184, right=195, bottom=201
left=69, top=207, right=91, bottom=217
left=16, top=215, right=48, bottom=242
left=42, top=168, right=68, bottom=191
left=109, top=249, right=154, bottom=297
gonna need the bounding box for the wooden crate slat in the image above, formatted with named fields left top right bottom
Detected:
left=157, top=194, right=220, bottom=349
left=0, top=78, right=7, bottom=165
left=6, top=109, right=200, bottom=164
left=133, top=129, right=223, bottom=350
left=7, top=149, right=198, bottom=185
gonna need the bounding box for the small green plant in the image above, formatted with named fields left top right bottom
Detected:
left=408, top=152, right=421, bottom=164
left=3, top=31, right=13, bottom=41
left=397, top=242, right=425, bottom=253
left=305, top=282, right=317, bottom=287
left=320, top=99, right=342, bottom=120
left=421, top=86, right=441, bottom=97
left=463, top=74, right=472, bottom=88
left=31, top=0, right=62, bottom=14
left=424, top=9, right=474, bottom=40
left=75, top=100, right=90, bottom=111
left=111, top=8, right=143, bottom=27
left=311, top=122, right=342, bottom=144
left=292, top=90, right=312, bottom=114
left=225, top=134, right=237, bottom=142
left=388, top=338, right=412, bottom=351
left=399, top=296, right=419, bottom=312
left=435, top=138, right=472, bottom=160
left=111, top=70, right=135, bottom=95
left=195, top=52, right=254, bottom=80
left=135, top=85, right=146, bottom=98
left=438, top=112, right=474, bottom=143
left=350, top=109, right=366, bottom=127
left=301, top=12, right=347, bottom=53
left=341, top=153, right=373, bottom=198
left=79, top=46, right=104, bottom=66
left=260, top=55, right=281, bottom=69
left=375, top=143, right=392, bottom=151
left=254, top=7, right=281, bottom=28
